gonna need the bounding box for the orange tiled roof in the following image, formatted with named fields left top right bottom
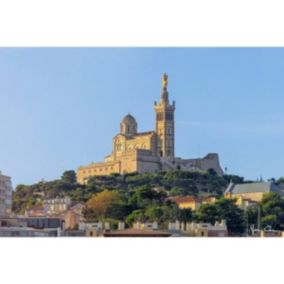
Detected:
left=168, top=196, right=198, bottom=204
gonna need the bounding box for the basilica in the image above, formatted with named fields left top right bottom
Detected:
left=77, top=74, right=223, bottom=184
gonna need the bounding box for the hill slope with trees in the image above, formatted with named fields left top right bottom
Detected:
left=12, top=169, right=243, bottom=214
left=12, top=170, right=284, bottom=236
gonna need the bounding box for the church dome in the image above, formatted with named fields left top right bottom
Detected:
left=122, top=114, right=137, bottom=125
left=120, top=113, right=137, bottom=136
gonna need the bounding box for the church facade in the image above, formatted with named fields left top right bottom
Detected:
left=77, top=74, right=223, bottom=184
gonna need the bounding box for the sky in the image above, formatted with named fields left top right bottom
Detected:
left=0, top=48, right=284, bottom=186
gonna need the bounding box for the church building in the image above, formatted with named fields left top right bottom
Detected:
left=77, top=74, right=223, bottom=184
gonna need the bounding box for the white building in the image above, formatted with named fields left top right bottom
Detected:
left=133, top=221, right=158, bottom=230
left=168, top=220, right=228, bottom=237
left=44, top=196, right=71, bottom=213
left=185, top=220, right=228, bottom=237
left=0, top=171, right=12, bottom=217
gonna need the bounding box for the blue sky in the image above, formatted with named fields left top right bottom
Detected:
left=0, top=48, right=284, bottom=186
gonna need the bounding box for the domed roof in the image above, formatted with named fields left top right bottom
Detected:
left=121, top=113, right=137, bottom=125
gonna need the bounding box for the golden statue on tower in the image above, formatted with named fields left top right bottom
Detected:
left=162, top=73, right=168, bottom=89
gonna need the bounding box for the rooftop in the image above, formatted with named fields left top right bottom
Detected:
left=103, top=228, right=171, bottom=237
left=225, top=182, right=283, bottom=195
left=169, top=196, right=198, bottom=203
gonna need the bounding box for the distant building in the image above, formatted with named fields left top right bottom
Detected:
left=44, top=196, right=72, bottom=214
left=169, top=196, right=201, bottom=210
left=77, top=221, right=111, bottom=237
left=25, top=206, right=46, bottom=217
left=77, top=73, right=223, bottom=184
left=0, top=227, right=51, bottom=237
left=235, top=196, right=258, bottom=209
left=185, top=220, right=228, bottom=237
left=0, top=216, right=62, bottom=237
left=0, top=217, right=27, bottom=227
left=0, top=171, right=12, bottom=217
left=64, top=203, right=85, bottom=230
left=169, top=196, right=216, bottom=211
left=225, top=182, right=283, bottom=203
left=167, top=220, right=228, bottom=237
left=133, top=221, right=158, bottom=230
left=23, top=217, right=64, bottom=236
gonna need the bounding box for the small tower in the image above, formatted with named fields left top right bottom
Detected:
left=120, top=113, right=137, bottom=137
left=154, top=73, right=175, bottom=159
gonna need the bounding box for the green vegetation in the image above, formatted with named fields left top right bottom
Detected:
left=13, top=169, right=233, bottom=214
left=14, top=169, right=284, bottom=236
left=246, top=192, right=284, bottom=231
left=195, top=197, right=246, bottom=236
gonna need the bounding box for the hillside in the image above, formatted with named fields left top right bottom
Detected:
left=12, top=169, right=244, bottom=214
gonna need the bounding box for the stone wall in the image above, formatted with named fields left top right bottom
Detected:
left=175, top=153, right=223, bottom=176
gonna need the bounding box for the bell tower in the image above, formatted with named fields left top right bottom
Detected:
left=154, top=73, right=175, bottom=160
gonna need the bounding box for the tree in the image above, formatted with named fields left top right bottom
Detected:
left=276, top=177, right=284, bottom=185
left=105, top=203, right=132, bottom=221
left=125, top=209, right=146, bottom=226
left=195, top=203, right=220, bottom=225
left=169, top=187, right=184, bottom=196
left=85, top=190, right=122, bottom=221
left=145, top=206, right=164, bottom=222
left=260, top=192, right=284, bottom=230
left=245, top=205, right=259, bottom=234
left=61, top=170, right=77, bottom=184
left=128, top=185, right=165, bottom=209
left=215, top=197, right=246, bottom=236
left=208, top=168, right=217, bottom=176
left=177, top=208, right=193, bottom=223
left=195, top=197, right=246, bottom=236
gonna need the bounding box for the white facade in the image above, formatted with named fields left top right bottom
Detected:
left=0, top=171, right=12, bottom=217
left=78, top=222, right=103, bottom=231
left=44, top=196, right=71, bottom=213
left=133, top=221, right=158, bottom=230
left=185, top=220, right=228, bottom=237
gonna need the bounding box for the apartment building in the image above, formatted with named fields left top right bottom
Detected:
left=0, top=171, right=12, bottom=217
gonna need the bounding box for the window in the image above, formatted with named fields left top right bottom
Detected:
left=116, top=144, right=122, bottom=151
left=166, top=112, right=173, bottom=121
left=156, top=112, right=164, bottom=121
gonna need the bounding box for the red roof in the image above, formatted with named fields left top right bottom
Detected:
left=168, top=196, right=198, bottom=204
